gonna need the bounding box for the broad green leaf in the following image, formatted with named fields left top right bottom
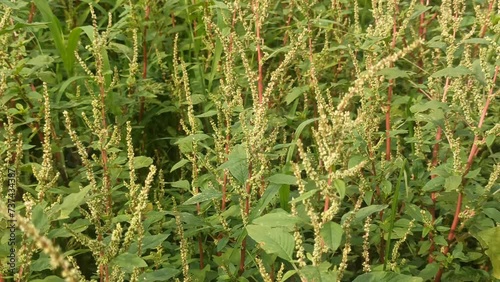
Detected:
left=169, top=180, right=190, bottom=190
left=353, top=272, right=423, bottom=282
left=300, top=265, right=337, bottom=281
left=342, top=205, right=388, bottom=225
left=486, top=135, right=495, bottom=148
left=418, top=263, right=439, bottom=281
left=138, top=268, right=180, bottom=281
left=111, top=253, right=147, bottom=273
left=286, top=118, right=320, bottom=163
left=430, top=66, right=472, bottom=78
left=30, top=276, right=65, bottom=282
left=129, top=234, right=169, bottom=254
left=280, top=270, right=298, bottom=282
left=268, top=174, right=298, bottom=185
left=279, top=184, right=290, bottom=212
left=251, top=183, right=281, bottom=218
left=471, top=59, right=487, bottom=86
left=65, top=27, right=83, bottom=75
left=289, top=188, right=318, bottom=204
left=56, top=75, right=88, bottom=103
left=348, top=155, right=367, bottom=169
left=483, top=208, right=500, bottom=222
left=377, top=67, right=410, bottom=79
left=170, top=159, right=189, bottom=172
left=422, top=176, right=445, bottom=192
left=26, top=55, right=54, bottom=67
left=31, top=256, right=51, bottom=271
left=333, top=179, right=346, bottom=199
left=320, top=222, right=343, bottom=252
left=33, top=0, right=66, bottom=73
left=56, top=185, right=91, bottom=220
left=131, top=156, right=153, bottom=169
left=48, top=219, right=89, bottom=238
left=410, top=4, right=432, bottom=20
left=410, top=100, right=448, bottom=113
left=219, top=144, right=248, bottom=184
left=286, top=86, right=309, bottom=105
left=246, top=225, right=294, bottom=262
left=252, top=209, right=302, bottom=228
left=444, top=175, right=462, bottom=192
left=475, top=226, right=500, bottom=279
left=32, top=204, right=50, bottom=234
left=183, top=189, right=222, bottom=205
left=195, top=110, right=218, bottom=117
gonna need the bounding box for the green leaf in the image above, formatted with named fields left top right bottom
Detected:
left=444, top=175, right=462, bottom=192
left=353, top=272, right=423, bottom=282
left=138, top=268, right=180, bottom=281
left=286, top=86, right=309, bottom=105
left=410, top=100, right=449, bottom=113
left=286, top=118, right=319, bottom=164
left=195, top=110, right=218, bottom=118
left=483, top=208, right=500, bottom=222
left=57, top=185, right=91, bottom=219
left=252, top=209, right=302, bottom=229
left=111, top=253, right=147, bottom=273
left=56, top=75, right=88, bottom=103
left=30, top=276, right=65, bottom=282
left=333, top=179, right=346, bottom=199
left=246, top=225, right=294, bottom=262
left=131, top=156, right=153, bottom=169
left=26, top=55, right=54, bottom=67
left=474, top=226, right=500, bottom=279
left=183, top=189, right=222, bottom=205
left=170, top=159, right=189, bottom=172
left=279, top=184, right=290, bottom=212
left=430, top=66, right=472, bottom=78
left=320, top=222, right=343, bottom=252
left=486, top=135, right=496, bottom=148
left=169, top=180, right=190, bottom=190
left=289, top=188, right=318, bottom=204
left=342, top=205, right=388, bottom=225
left=129, top=234, right=169, bottom=254
left=32, top=204, right=50, bottom=234
left=377, top=67, right=410, bottom=79
left=410, top=4, right=432, bottom=20
left=251, top=183, right=281, bottom=218
left=471, top=59, right=487, bottom=86
left=268, top=174, right=298, bottom=185
left=33, top=0, right=66, bottom=73
left=300, top=265, right=337, bottom=281
left=422, top=176, right=445, bottom=192
left=219, top=144, right=248, bottom=184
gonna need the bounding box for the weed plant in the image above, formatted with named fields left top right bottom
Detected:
left=0, top=0, right=499, bottom=281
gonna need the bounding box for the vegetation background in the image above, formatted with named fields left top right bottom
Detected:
left=0, top=0, right=499, bottom=281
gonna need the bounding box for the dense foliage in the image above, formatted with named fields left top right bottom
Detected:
left=0, top=0, right=499, bottom=281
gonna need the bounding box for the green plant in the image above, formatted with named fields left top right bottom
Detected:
left=0, top=0, right=498, bottom=281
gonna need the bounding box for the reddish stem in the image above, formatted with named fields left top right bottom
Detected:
left=28, top=2, right=36, bottom=23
